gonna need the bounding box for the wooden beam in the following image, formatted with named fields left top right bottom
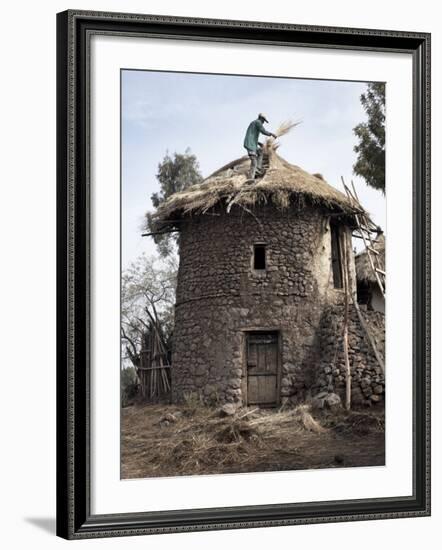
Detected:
left=141, top=229, right=180, bottom=237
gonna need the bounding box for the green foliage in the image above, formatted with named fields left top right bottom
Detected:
left=353, top=83, right=386, bottom=194
left=121, top=366, right=139, bottom=407
left=146, top=149, right=203, bottom=257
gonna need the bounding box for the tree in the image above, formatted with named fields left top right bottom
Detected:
left=146, top=149, right=203, bottom=257
left=121, top=253, right=177, bottom=370
left=353, top=83, right=385, bottom=194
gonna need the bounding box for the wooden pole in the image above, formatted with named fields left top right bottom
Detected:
left=341, top=229, right=352, bottom=411
left=141, top=229, right=180, bottom=237
left=341, top=177, right=385, bottom=297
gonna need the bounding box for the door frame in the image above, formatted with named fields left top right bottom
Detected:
left=241, top=328, right=282, bottom=408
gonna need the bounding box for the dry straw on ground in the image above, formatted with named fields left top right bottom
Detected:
left=121, top=400, right=385, bottom=478
left=127, top=404, right=326, bottom=476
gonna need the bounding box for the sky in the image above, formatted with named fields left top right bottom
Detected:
left=121, top=70, right=386, bottom=269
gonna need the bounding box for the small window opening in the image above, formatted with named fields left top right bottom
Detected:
left=330, top=223, right=343, bottom=288
left=253, top=244, right=266, bottom=270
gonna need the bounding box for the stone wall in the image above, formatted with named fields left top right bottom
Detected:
left=312, top=304, right=385, bottom=405
left=172, top=203, right=357, bottom=406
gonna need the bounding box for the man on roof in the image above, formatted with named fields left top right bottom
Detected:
left=243, top=113, right=277, bottom=180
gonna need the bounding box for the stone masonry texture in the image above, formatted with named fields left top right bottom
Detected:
left=171, top=203, right=384, bottom=407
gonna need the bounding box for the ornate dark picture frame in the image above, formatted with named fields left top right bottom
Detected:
left=56, top=10, right=431, bottom=540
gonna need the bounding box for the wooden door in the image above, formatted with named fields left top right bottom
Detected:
left=246, top=332, right=279, bottom=407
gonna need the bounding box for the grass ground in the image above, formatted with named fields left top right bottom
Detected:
left=121, top=401, right=385, bottom=479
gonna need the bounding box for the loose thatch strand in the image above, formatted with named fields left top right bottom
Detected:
left=265, top=119, right=302, bottom=152
left=275, top=119, right=303, bottom=138
left=355, top=234, right=385, bottom=283
left=151, top=150, right=358, bottom=228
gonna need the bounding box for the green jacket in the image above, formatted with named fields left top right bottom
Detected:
left=243, top=119, right=272, bottom=152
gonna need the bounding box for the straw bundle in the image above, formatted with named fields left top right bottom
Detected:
left=265, top=119, right=302, bottom=152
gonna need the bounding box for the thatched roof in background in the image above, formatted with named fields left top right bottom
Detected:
left=355, top=234, right=385, bottom=284
left=152, top=148, right=358, bottom=227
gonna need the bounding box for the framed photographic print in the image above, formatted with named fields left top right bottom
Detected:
left=56, top=10, right=431, bottom=539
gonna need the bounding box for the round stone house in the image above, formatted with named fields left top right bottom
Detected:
left=153, top=150, right=382, bottom=407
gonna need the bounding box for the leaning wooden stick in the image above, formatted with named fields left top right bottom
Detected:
left=341, top=230, right=352, bottom=411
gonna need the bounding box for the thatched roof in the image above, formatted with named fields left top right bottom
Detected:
left=152, top=148, right=358, bottom=228
left=355, top=234, right=385, bottom=284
